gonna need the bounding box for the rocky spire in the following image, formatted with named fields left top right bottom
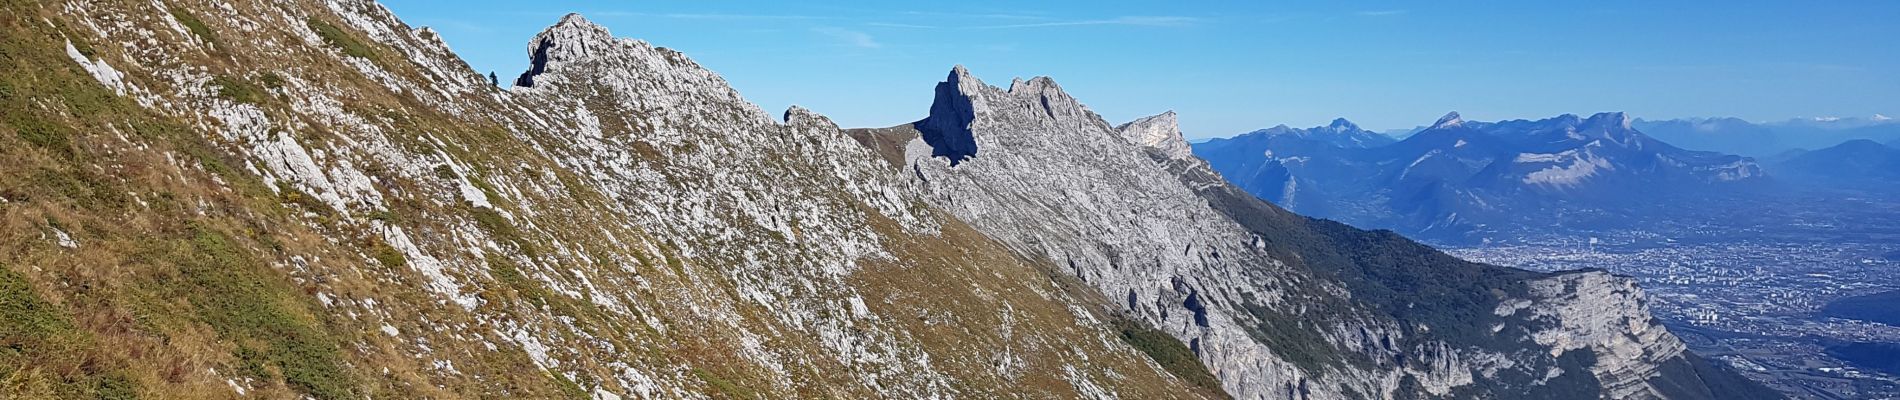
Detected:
left=914, top=66, right=982, bottom=166
left=1116, top=111, right=1194, bottom=160
left=515, top=13, right=616, bottom=87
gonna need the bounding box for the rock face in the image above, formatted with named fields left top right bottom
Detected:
left=1194, top=112, right=1765, bottom=243
left=851, top=69, right=1780, bottom=399
left=5, top=0, right=1778, bottom=399
left=1115, top=110, right=1194, bottom=160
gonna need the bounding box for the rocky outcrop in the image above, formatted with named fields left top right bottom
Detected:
left=1502, top=272, right=1690, bottom=399
left=1115, top=110, right=1194, bottom=161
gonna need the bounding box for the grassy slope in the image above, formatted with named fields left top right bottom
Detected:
left=2, top=0, right=1210, bottom=398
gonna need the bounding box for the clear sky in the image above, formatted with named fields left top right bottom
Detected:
left=381, top=0, right=1899, bottom=139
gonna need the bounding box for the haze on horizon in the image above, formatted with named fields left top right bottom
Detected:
left=382, top=0, right=1900, bottom=139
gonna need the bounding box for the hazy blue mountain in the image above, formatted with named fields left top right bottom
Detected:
left=1195, top=111, right=1764, bottom=243
left=1634, top=115, right=1900, bottom=156
left=1771, top=139, right=1900, bottom=183
left=1197, top=118, right=1396, bottom=150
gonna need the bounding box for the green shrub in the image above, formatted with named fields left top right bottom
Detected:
left=433, top=164, right=458, bottom=180
left=1237, top=293, right=1344, bottom=376
left=0, top=265, right=73, bottom=351
left=369, top=239, right=407, bottom=269
left=471, top=206, right=535, bottom=257
left=7, top=111, right=72, bottom=155
left=306, top=18, right=375, bottom=60
left=211, top=75, right=264, bottom=104
left=169, top=8, right=216, bottom=44
left=258, top=73, right=285, bottom=90
left=549, top=370, right=590, bottom=399
left=1112, top=318, right=1224, bottom=396
left=275, top=181, right=335, bottom=217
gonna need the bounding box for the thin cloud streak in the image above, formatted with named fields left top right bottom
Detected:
left=590, top=11, right=831, bottom=21
left=897, top=11, right=1047, bottom=20
left=865, top=22, right=939, bottom=29
left=813, top=27, right=881, bottom=48
left=971, top=16, right=1201, bottom=29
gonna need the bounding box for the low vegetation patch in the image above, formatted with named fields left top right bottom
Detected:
left=211, top=75, right=265, bottom=104
left=147, top=227, right=358, bottom=399
left=275, top=181, right=336, bottom=217
left=1237, top=294, right=1346, bottom=376
left=1112, top=317, right=1225, bottom=397
left=471, top=206, right=537, bottom=257
left=691, top=368, right=757, bottom=400
left=168, top=8, right=216, bottom=45
left=306, top=18, right=376, bottom=60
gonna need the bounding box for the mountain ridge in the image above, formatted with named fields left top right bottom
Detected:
left=1194, top=111, right=1764, bottom=242
left=2, top=1, right=1777, bottom=399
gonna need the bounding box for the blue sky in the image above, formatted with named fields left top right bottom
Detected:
left=381, top=1, right=1899, bottom=139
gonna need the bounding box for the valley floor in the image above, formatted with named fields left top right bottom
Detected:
left=1447, top=236, right=1900, bottom=399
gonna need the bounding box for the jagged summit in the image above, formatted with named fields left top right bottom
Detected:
left=1431, top=111, right=1465, bottom=129
left=1326, top=117, right=1360, bottom=132
left=515, top=13, right=617, bottom=87
left=915, top=66, right=981, bottom=165
left=948, top=64, right=976, bottom=82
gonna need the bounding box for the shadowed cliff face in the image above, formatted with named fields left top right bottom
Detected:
left=914, top=67, right=979, bottom=166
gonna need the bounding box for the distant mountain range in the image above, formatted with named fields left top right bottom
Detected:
left=1770, top=139, right=1900, bottom=183
left=1632, top=115, right=1900, bottom=157
left=1195, top=112, right=1764, bottom=243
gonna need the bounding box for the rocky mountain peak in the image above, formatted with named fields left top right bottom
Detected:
left=514, top=13, right=618, bottom=87
left=1584, top=111, right=1633, bottom=130
left=1432, top=111, right=1465, bottom=129
left=1326, top=117, right=1361, bottom=132
left=1006, top=75, right=1091, bottom=122
left=1116, top=110, right=1194, bottom=160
